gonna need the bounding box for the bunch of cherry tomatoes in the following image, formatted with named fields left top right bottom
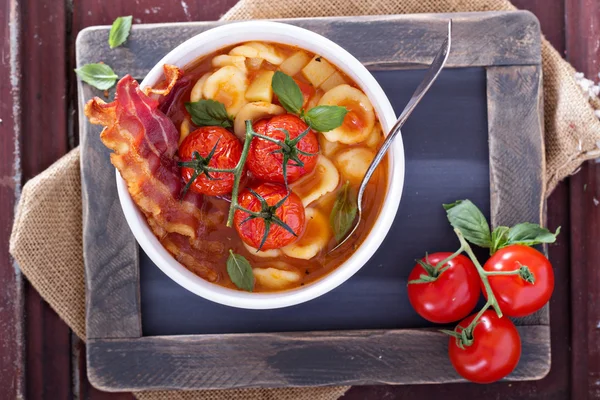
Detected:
left=407, top=200, right=558, bottom=384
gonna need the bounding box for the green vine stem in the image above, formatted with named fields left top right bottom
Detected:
left=453, top=228, right=503, bottom=318
left=225, top=120, right=255, bottom=227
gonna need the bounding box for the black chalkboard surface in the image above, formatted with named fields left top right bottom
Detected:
left=140, top=67, right=490, bottom=336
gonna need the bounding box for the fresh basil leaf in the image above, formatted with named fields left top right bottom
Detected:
left=490, top=226, right=509, bottom=254
left=504, top=223, right=560, bottom=247
left=74, top=63, right=118, bottom=90
left=108, top=16, right=133, bottom=49
left=185, top=99, right=233, bottom=128
left=330, top=181, right=358, bottom=242
left=271, top=71, right=303, bottom=114
left=443, top=200, right=492, bottom=248
left=226, top=250, right=254, bottom=292
left=303, top=105, right=348, bottom=132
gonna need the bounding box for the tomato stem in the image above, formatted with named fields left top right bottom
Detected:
left=433, top=246, right=464, bottom=273
left=225, top=120, right=255, bottom=227
left=484, top=263, right=536, bottom=284
left=454, top=228, right=503, bottom=318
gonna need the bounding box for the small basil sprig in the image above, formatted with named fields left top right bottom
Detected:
left=271, top=71, right=347, bottom=132
left=108, top=16, right=133, bottom=49
left=185, top=99, right=233, bottom=128
left=443, top=200, right=560, bottom=254
left=75, top=63, right=118, bottom=90
left=226, top=250, right=254, bottom=292
left=330, top=181, right=358, bottom=242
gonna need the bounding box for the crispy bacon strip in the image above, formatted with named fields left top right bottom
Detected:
left=85, top=69, right=224, bottom=281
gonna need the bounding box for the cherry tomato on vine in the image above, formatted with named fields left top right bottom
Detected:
left=178, top=126, right=242, bottom=196
left=247, top=114, right=319, bottom=184
left=448, top=310, right=521, bottom=384
left=483, top=244, right=554, bottom=317
left=234, top=182, right=305, bottom=250
left=407, top=253, right=480, bottom=324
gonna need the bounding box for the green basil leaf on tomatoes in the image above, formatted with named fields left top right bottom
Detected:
left=303, top=105, right=348, bottom=132
left=330, top=181, right=358, bottom=242
left=226, top=250, right=254, bottom=292
left=74, top=63, right=119, bottom=90
left=108, top=15, right=133, bottom=49
left=271, top=71, right=303, bottom=114
left=443, top=200, right=492, bottom=248
left=504, top=223, right=561, bottom=247
left=185, top=99, right=233, bottom=128
left=490, top=226, right=509, bottom=254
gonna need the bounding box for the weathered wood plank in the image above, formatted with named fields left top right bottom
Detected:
left=486, top=65, right=547, bottom=326
left=80, top=119, right=142, bottom=339
left=565, top=1, right=600, bottom=399
left=16, top=0, right=74, bottom=398
left=75, top=11, right=541, bottom=83
left=87, top=326, right=551, bottom=391
left=0, top=1, right=25, bottom=398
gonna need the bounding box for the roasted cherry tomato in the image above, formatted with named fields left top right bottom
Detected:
left=448, top=310, right=521, bottom=384
left=234, top=182, right=305, bottom=250
left=483, top=245, right=554, bottom=317
left=407, top=253, right=480, bottom=324
left=178, top=126, right=242, bottom=196
left=247, top=114, right=319, bottom=184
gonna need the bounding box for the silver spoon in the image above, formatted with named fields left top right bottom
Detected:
left=332, top=20, right=452, bottom=251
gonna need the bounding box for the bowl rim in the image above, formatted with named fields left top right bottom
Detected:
left=116, top=20, right=405, bottom=309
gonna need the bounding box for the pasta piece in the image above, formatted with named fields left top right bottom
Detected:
left=302, top=56, right=336, bottom=87
left=190, top=72, right=211, bottom=102
left=290, top=155, right=339, bottom=207
left=318, top=84, right=375, bottom=144
left=245, top=70, right=275, bottom=103
left=212, top=54, right=247, bottom=73
left=365, top=123, right=383, bottom=148
left=279, top=50, right=311, bottom=76
left=253, top=263, right=301, bottom=290
left=179, top=118, right=192, bottom=145
left=335, top=147, right=376, bottom=184
left=282, top=208, right=331, bottom=260
left=233, top=102, right=286, bottom=140
left=230, top=42, right=285, bottom=65
left=202, top=66, right=249, bottom=116
left=305, top=90, right=323, bottom=110
left=243, top=242, right=281, bottom=258
left=318, top=133, right=341, bottom=157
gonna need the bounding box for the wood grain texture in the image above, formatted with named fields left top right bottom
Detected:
left=75, top=11, right=541, bottom=83
left=565, top=3, right=600, bottom=397
left=486, top=64, right=548, bottom=328
left=87, top=326, right=550, bottom=391
left=79, top=11, right=547, bottom=391
left=569, top=163, right=600, bottom=400
left=17, top=0, right=74, bottom=398
left=0, top=1, right=25, bottom=398
left=80, top=120, right=142, bottom=339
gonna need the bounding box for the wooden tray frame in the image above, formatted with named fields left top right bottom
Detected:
left=78, top=12, right=547, bottom=391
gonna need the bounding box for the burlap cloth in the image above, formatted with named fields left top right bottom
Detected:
left=9, top=0, right=600, bottom=399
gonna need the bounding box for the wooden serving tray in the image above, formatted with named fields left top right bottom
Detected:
left=79, top=12, right=548, bottom=391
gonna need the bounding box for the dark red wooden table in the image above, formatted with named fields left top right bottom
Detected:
left=1, top=0, right=598, bottom=398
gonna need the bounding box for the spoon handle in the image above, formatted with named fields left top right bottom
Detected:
left=357, top=20, right=453, bottom=208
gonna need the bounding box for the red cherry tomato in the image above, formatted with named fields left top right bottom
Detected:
left=448, top=310, right=521, bottom=384
left=483, top=245, right=554, bottom=317
left=178, top=126, right=242, bottom=196
left=234, top=182, right=305, bottom=250
left=247, top=114, right=319, bottom=184
left=407, top=253, right=480, bottom=324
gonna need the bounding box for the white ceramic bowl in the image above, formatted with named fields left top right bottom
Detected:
left=117, top=21, right=405, bottom=309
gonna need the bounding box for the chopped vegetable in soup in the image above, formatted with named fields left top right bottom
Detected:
left=85, top=42, right=389, bottom=293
